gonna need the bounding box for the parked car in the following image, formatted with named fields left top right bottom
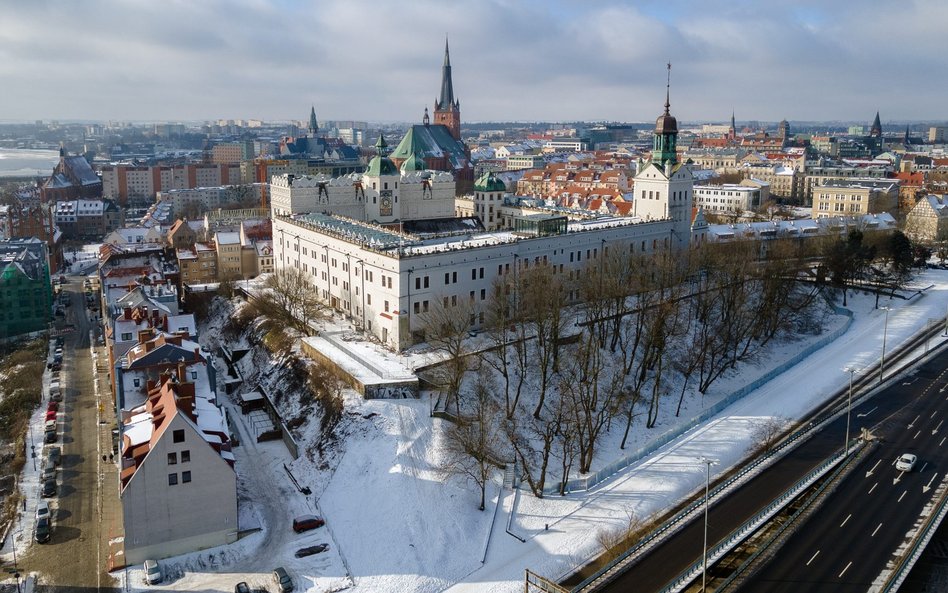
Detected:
left=292, top=515, right=325, bottom=533
left=45, top=419, right=57, bottom=432
left=47, top=401, right=59, bottom=412
left=34, top=516, right=51, bottom=543
left=295, top=543, right=329, bottom=558
left=50, top=387, right=62, bottom=402
left=144, top=559, right=163, bottom=585
left=36, top=500, right=50, bottom=521
left=896, top=453, right=918, bottom=472
left=44, top=429, right=57, bottom=444
left=272, top=567, right=293, bottom=593
left=42, top=465, right=56, bottom=482
left=45, top=410, right=57, bottom=422
left=41, top=477, right=57, bottom=497
left=47, top=446, right=61, bottom=466
left=234, top=583, right=251, bottom=593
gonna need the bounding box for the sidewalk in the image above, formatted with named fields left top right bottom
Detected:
left=92, top=344, right=124, bottom=572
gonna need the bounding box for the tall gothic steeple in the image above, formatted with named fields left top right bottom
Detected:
left=308, top=105, right=318, bottom=137
left=651, top=63, right=678, bottom=168
left=870, top=111, right=882, bottom=137
left=433, top=37, right=461, bottom=140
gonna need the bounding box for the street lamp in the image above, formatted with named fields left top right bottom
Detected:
left=879, top=306, right=891, bottom=385
left=700, top=457, right=718, bottom=593
left=843, top=367, right=857, bottom=455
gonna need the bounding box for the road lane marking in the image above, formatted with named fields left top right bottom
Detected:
left=915, top=430, right=922, bottom=439
left=933, top=410, right=939, bottom=418
left=857, top=407, right=878, bottom=418
left=935, top=420, right=944, bottom=435
left=899, top=490, right=907, bottom=502
left=922, top=462, right=929, bottom=473
left=866, top=459, right=882, bottom=477
left=839, top=561, right=853, bottom=578
left=942, top=437, right=947, bottom=447
left=841, top=514, right=851, bottom=527
left=924, top=473, right=938, bottom=493
left=807, top=550, right=821, bottom=566
left=869, top=482, right=879, bottom=494
left=909, top=414, right=921, bottom=428
left=872, top=523, right=883, bottom=537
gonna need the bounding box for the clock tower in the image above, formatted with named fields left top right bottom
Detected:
left=364, top=134, right=401, bottom=223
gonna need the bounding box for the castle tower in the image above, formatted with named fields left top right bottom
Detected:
left=473, top=171, right=506, bottom=231
left=433, top=38, right=461, bottom=141
left=632, top=64, right=693, bottom=250
left=364, top=134, right=400, bottom=222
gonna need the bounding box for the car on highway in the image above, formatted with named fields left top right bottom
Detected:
left=896, top=453, right=918, bottom=472
left=272, top=567, right=293, bottom=592
left=36, top=500, right=50, bottom=521
left=41, top=477, right=57, bottom=497
left=34, top=516, right=51, bottom=543
left=144, top=559, right=163, bottom=585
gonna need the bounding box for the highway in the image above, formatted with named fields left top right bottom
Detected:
left=737, top=348, right=948, bottom=591
left=591, top=339, right=948, bottom=593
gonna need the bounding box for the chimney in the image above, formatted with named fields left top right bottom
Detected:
left=176, top=361, right=188, bottom=384
left=137, top=328, right=152, bottom=344
left=194, top=347, right=200, bottom=361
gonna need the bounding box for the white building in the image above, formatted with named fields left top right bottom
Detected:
left=156, top=184, right=266, bottom=217
left=693, top=183, right=763, bottom=214
left=271, top=96, right=701, bottom=350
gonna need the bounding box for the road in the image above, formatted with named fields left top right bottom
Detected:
left=20, top=275, right=120, bottom=592
left=594, top=342, right=948, bottom=593
left=737, top=348, right=948, bottom=591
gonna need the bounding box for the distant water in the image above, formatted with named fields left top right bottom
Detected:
left=0, top=148, right=60, bottom=178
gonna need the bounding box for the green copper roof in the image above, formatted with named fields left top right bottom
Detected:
left=366, top=155, right=399, bottom=177
left=400, top=152, right=426, bottom=172
left=474, top=171, right=505, bottom=192
left=390, top=124, right=468, bottom=170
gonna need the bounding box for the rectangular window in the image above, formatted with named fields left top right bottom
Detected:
left=133, top=379, right=141, bottom=388
left=424, top=276, right=429, bottom=288
left=367, top=294, right=372, bottom=305
left=472, top=269, right=477, bottom=280
left=384, top=300, right=389, bottom=312
left=181, top=450, right=190, bottom=463
left=168, top=473, right=178, bottom=486
left=452, top=271, right=457, bottom=283
left=480, top=289, right=486, bottom=300
left=173, top=429, right=185, bottom=443
left=445, top=272, right=450, bottom=285
left=415, top=277, right=421, bottom=290
left=423, top=300, right=429, bottom=312
left=414, top=302, right=420, bottom=314
left=182, top=471, right=191, bottom=483
left=167, top=452, right=177, bottom=465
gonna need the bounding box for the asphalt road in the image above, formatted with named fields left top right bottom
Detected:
left=595, top=344, right=948, bottom=593
left=21, top=276, right=119, bottom=591
left=738, top=347, right=948, bottom=591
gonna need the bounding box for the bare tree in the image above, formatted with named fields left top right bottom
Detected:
left=519, top=262, right=571, bottom=419
left=482, top=277, right=528, bottom=419
left=421, top=296, right=474, bottom=415
left=440, top=378, right=505, bottom=510
left=252, top=267, right=328, bottom=335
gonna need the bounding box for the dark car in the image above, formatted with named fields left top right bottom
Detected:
left=44, top=429, right=57, bottom=444
left=47, top=446, right=61, bottom=466
left=295, top=543, right=329, bottom=558
left=292, top=515, right=325, bottom=533
left=42, top=465, right=56, bottom=482
left=272, top=567, right=293, bottom=593
left=34, top=516, right=51, bottom=543
left=41, top=477, right=57, bottom=497
left=234, top=583, right=251, bottom=593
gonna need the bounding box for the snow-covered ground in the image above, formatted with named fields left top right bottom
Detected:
left=9, top=270, right=948, bottom=593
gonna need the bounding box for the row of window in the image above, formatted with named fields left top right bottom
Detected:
left=168, top=471, right=191, bottom=485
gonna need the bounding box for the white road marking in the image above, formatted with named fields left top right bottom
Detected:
left=935, top=420, right=944, bottom=435
left=909, top=414, right=921, bottom=428
left=807, top=550, right=821, bottom=566
left=869, top=482, right=879, bottom=494
left=839, top=561, right=853, bottom=578
left=914, top=430, right=922, bottom=439
left=840, top=514, right=852, bottom=527
left=857, top=407, right=878, bottom=418
left=872, top=523, right=883, bottom=537
left=941, top=437, right=947, bottom=447
left=898, top=490, right=907, bottom=502
left=933, top=410, right=939, bottom=418
left=866, top=459, right=882, bottom=477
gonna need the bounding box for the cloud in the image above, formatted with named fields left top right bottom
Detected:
left=0, top=0, right=945, bottom=122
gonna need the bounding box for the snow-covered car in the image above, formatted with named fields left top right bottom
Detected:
left=144, top=559, right=162, bottom=585
left=295, top=544, right=329, bottom=558
left=896, top=453, right=917, bottom=472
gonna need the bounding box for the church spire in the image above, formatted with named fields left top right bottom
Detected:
left=870, top=111, right=882, bottom=137
left=663, top=62, right=671, bottom=116
left=652, top=63, right=678, bottom=168
left=308, top=105, right=318, bottom=137
left=437, top=37, right=456, bottom=111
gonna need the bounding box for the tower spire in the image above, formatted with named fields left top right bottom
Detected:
left=664, top=62, right=672, bottom=115
left=438, top=37, right=455, bottom=111
left=308, top=105, right=318, bottom=137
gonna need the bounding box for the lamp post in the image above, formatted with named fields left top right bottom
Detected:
left=843, top=367, right=856, bottom=455
left=880, top=306, right=891, bottom=385
left=10, top=528, right=21, bottom=593
left=700, top=458, right=717, bottom=592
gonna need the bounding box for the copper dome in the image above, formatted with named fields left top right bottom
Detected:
left=655, top=111, right=678, bottom=134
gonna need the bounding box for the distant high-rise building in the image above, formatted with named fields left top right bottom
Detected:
left=777, top=119, right=790, bottom=139
left=929, top=126, right=947, bottom=143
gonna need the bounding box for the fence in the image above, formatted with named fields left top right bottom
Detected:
left=543, top=306, right=854, bottom=495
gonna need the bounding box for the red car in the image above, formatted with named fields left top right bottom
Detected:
left=47, top=401, right=59, bottom=412
left=45, top=410, right=57, bottom=422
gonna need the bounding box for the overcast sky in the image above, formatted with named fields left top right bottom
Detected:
left=2, top=0, right=946, bottom=124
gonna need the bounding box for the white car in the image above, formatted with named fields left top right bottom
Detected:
left=144, top=559, right=162, bottom=585
left=35, top=501, right=50, bottom=521
left=896, top=453, right=917, bottom=472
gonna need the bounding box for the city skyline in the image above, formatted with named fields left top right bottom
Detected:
left=2, top=0, right=947, bottom=123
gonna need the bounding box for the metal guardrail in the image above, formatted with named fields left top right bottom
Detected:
left=878, top=476, right=948, bottom=593
left=653, top=443, right=860, bottom=593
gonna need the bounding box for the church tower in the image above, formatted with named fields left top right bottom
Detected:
left=308, top=105, right=318, bottom=137
left=870, top=111, right=882, bottom=137
left=632, top=64, right=693, bottom=250
left=728, top=111, right=736, bottom=141
left=433, top=38, right=461, bottom=141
